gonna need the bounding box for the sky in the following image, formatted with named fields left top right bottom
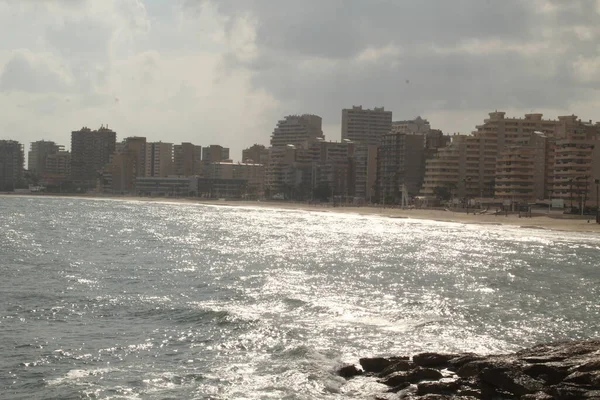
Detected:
left=1, top=0, right=600, bottom=162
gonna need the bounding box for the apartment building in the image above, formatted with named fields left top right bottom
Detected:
left=392, top=116, right=431, bottom=135
left=0, top=140, right=25, bottom=191
left=341, top=106, right=392, bottom=146
left=28, top=140, right=63, bottom=175
left=377, top=133, right=427, bottom=201
left=495, top=132, right=547, bottom=203
left=43, top=151, right=71, bottom=184
left=420, top=135, right=467, bottom=199
left=242, top=144, right=269, bottom=164
left=71, top=126, right=117, bottom=189
left=145, top=142, right=173, bottom=177
left=271, top=114, right=324, bottom=148
left=174, top=142, right=202, bottom=176
left=552, top=130, right=600, bottom=208
left=202, top=145, right=230, bottom=163
left=202, top=161, right=265, bottom=197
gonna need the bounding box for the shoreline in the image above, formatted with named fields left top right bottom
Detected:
left=3, top=193, right=600, bottom=234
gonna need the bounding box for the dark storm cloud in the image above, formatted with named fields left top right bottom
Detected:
left=183, top=0, right=600, bottom=129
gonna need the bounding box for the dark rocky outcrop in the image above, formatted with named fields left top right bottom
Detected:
left=336, top=363, right=362, bottom=378
left=339, top=340, right=600, bottom=399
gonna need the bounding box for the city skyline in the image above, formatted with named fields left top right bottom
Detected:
left=1, top=1, right=600, bottom=165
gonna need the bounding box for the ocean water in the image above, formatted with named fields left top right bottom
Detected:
left=1, top=196, right=600, bottom=399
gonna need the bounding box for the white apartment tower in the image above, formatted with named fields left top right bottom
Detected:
left=270, top=114, right=324, bottom=148
left=341, top=106, right=392, bottom=145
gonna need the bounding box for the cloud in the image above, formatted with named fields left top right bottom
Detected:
left=1, top=0, right=600, bottom=165
left=0, top=49, right=73, bottom=93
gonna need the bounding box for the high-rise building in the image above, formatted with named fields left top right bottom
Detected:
left=495, top=132, right=547, bottom=203
left=341, top=106, right=392, bottom=146
left=392, top=116, right=431, bottom=135
left=174, top=143, right=202, bottom=176
left=101, top=137, right=147, bottom=193
left=70, top=126, right=117, bottom=189
left=552, top=129, right=600, bottom=208
left=420, top=112, right=600, bottom=206
left=0, top=140, right=25, bottom=191
left=242, top=144, right=269, bottom=164
left=376, top=133, right=427, bottom=202
left=28, top=140, right=63, bottom=175
left=202, top=145, right=230, bottom=163
left=44, top=151, right=71, bottom=184
left=145, top=142, right=173, bottom=177
left=352, top=144, right=378, bottom=201
left=270, top=114, right=324, bottom=148
left=123, top=137, right=146, bottom=177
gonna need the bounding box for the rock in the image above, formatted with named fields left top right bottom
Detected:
left=563, top=370, right=600, bottom=386
left=386, top=381, right=410, bottom=393
left=408, top=367, right=444, bottom=383
left=576, top=360, right=600, bottom=373
left=350, top=340, right=600, bottom=399
left=521, top=392, right=554, bottom=400
left=447, top=353, right=486, bottom=371
left=480, top=367, right=545, bottom=396
left=359, top=356, right=408, bottom=374
left=379, top=371, right=410, bottom=387
left=523, top=362, right=570, bottom=384
left=378, top=360, right=416, bottom=377
left=416, top=380, right=460, bottom=395
left=412, top=352, right=459, bottom=368
left=456, top=358, right=511, bottom=378
left=337, top=364, right=362, bottom=379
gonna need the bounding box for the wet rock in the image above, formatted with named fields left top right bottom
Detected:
left=352, top=340, right=600, bottom=399
left=386, top=381, right=410, bottom=393
left=412, top=352, right=459, bottom=368
left=447, top=353, right=486, bottom=371
left=379, top=368, right=443, bottom=387
left=523, top=362, right=570, bottom=384
left=416, top=380, right=460, bottom=396
left=576, top=360, right=600, bottom=373
left=378, top=360, right=416, bottom=377
left=563, top=370, right=600, bottom=386
left=480, top=367, right=545, bottom=396
left=336, top=364, right=362, bottom=379
left=521, top=392, right=554, bottom=400
left=408, top=368, right=444, bottom=383
left=359, top=356, right=408, bottom=374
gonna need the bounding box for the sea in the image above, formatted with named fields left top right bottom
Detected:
left=1, top=196, right=600, bottom=399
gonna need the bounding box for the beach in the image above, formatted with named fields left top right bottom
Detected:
left=3, top=193, right=600, bottom=233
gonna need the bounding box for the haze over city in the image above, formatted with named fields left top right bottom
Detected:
left=2, top=0, right=600, bottom=160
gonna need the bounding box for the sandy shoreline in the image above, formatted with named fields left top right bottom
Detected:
left=3, top=193, right=600, bottom=234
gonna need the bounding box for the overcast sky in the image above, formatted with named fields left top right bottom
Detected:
left=1, top=0, right=600, bottom=161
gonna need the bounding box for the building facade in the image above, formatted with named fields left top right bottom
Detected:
left=174, top=142, right=202, bottom=176
left=28, top=141, right=63, bottom=175
left=145, top=142, right=173, bottom=177
left=377, top=133, right=427, bottom=202
left=0, top=140, right=25, bottom=191
left=70, top=126, right=117, bottom=189
left=43, top=151, right=71, bottom=185
left=391, top=116, right=431, bottom=135
left=202, top=145, right=230, bottom=163
left=270, top=114, right=324, bottom=148
left=242, top=144, right=269, bottom=164
left=495, top=132, right=547, bottom=203
left=341, top=106, right=392, bottom=146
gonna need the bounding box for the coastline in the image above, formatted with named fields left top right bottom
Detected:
left=3, top=193, right=600, bottom=234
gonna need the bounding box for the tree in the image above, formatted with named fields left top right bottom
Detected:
left=313, top=183, right=331, bottom=202
left=433, top=186, right=452, bottom=201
